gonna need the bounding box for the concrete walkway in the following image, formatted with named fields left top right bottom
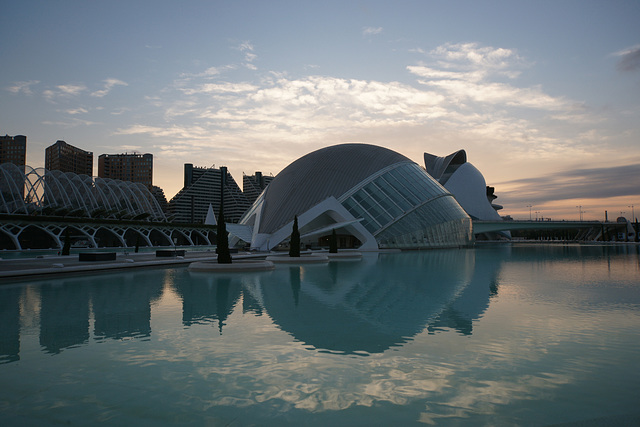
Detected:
left=0, top=250, right=269, bottom=282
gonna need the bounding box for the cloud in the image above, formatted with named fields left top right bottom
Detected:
left=497, top=164, right=640, bottom=206
left=363, top=27, right=383, bottom=36
left=430, top=42, right=525, bottom=73
left=91, top=78, right=128, bottom=98
left=6, top=80, right=40, bottom=95
left=65, top=107, right=89, bottom=115
left=43, top=83, right=87, bottom=101
left=42, top=117, right=99, bottom=127
left=408, top=43, right=569, bottom=111
left=614, top=45, right=640, bottom=72
left=123, top=41, right=600, bottom=201
left=237, top=41, right=257, bottom=69
left=181, top=82, right=258, bottom=95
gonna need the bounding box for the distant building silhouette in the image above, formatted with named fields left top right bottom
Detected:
left=98, top=153, right=153, bottom=189
left=243, top=171, right=274, bottom=205
left=169, top=164, right=249, bottom=223
left=45, top=140, right=93, bottom=175
left=0, top=134, right=27, bottom=199
left=150, top=185, right=169, bottom=216
left=0, top=134, right=26, bottom=167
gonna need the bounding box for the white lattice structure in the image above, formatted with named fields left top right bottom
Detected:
left=0, top=163, right=166, bottom=221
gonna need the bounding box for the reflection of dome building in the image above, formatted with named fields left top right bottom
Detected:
left=233, top=144, right=472, bottom=251
left=259, top=251, right=475, bottom=354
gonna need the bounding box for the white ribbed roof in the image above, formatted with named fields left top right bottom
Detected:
left=258, top=144, right=411, bottom=234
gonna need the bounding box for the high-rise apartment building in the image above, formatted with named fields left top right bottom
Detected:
left=243, top=171, right=274, bottom=205
left=0, top=134, right=27, bottom=200
left=0, top=134, right=27, bottom=167
left=98, top=153, right=153, bottom=188
left=169, top=164, right=250, bottom=224
left=45, top=140, right=93, bottom=175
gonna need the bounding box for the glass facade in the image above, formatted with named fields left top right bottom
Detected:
left=340, top=163, right=472, bottom=248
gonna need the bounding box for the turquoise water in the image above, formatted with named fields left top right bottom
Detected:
left=1, top=244, right=639, bottom=426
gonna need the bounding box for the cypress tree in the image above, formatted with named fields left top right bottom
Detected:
left=289, top=215, right=300, bottom=257
left=216, top=207, right=232, bottom=264
left=329, top=228, right=338, bottom=253
left=61, top=228, right=71, bottom=256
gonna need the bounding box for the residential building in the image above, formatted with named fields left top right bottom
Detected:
left=169, top=164, right=250, bottom=224
left=243, top=171, right=274, bottom=205
left=0, top=134, right=26, bottom=167
left=98, top=153, right=153, bottom=189
left=45, top=140, right=93, bottom=175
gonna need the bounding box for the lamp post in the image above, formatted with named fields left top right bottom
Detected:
left=527, top=204, right=532, bottom=221
left=576, top=205, right=583, bottom=221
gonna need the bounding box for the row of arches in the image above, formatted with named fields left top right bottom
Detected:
left=0, top=221, right=214, bottom=251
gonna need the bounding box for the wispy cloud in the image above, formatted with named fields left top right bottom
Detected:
left=363, top=26, right=383, bottom=36
left=65, top=107, right=89, bottom=115
left=237, top=41, right=257, bottom=70
left=91, top=78, right=128, bottom=98
left=497, top=164, right=640, bottom=206
left=408, top=43, right=569, bottom=111
left=42, top=117, right=99, bottom=127
left=6, top=80, right=40, bottom=95
left=362, top=27, right=382, bottom=37
left=43, top=83, right=87, bottom=101
left=614, top=45, right=640, bottom=72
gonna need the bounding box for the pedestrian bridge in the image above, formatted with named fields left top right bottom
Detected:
left=472, top=220, right=606, bottom=235
left=0, top=216, right=216, bottom=251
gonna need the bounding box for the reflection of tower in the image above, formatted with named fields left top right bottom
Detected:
left=0, top=286, right=22, bottom=363
left=290, top=266, right=301, bottom=307
left=91, top=273, right=163, bottom=340
left=178, top=274, right=242, bottom=334
left=39, top=283, right=90, bottom=354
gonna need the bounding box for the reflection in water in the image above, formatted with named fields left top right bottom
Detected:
left=40, top=281, right=90, bottom=353
left=178, top=273, right=242, bottom=333
left=91, top=273, right=163, bottom=341
left=1, top=245, right=639, bottom=426
left=0, top=286, right=22, bottom=363
left=258, top=250, right=484, bottom=354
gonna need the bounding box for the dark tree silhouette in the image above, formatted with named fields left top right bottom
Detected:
left=61, top=228, right=71, bottom=256
left=216, top=208, right=232, bottom=264
left=289, top=215, right=300, bottom=257
left=329, top=228, right=338, bottom=253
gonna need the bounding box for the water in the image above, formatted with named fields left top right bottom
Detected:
left=1, top=244, right=639, bottom=426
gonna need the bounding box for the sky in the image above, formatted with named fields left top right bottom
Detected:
left=2, top=0, right=639, bottom=221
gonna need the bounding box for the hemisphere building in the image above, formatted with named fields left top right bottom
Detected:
left=231, top=144, right=473, bottom=251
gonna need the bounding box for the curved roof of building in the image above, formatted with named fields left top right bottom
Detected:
left=424, top=149, right=467, bottom=185
left=258, top=144, right=412, bottom=234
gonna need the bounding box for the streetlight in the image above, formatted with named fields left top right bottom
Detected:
left=526, top=204, right=532, bottom=221
left=576, top=205, right=584, bottom=221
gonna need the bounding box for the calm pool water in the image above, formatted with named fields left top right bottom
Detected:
left=1, top=244, right=639, bottom=426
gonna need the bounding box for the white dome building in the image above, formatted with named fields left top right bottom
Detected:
left=424, top=150, right=504, bottom=221
left=231, top=144, right=473, bottom=251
